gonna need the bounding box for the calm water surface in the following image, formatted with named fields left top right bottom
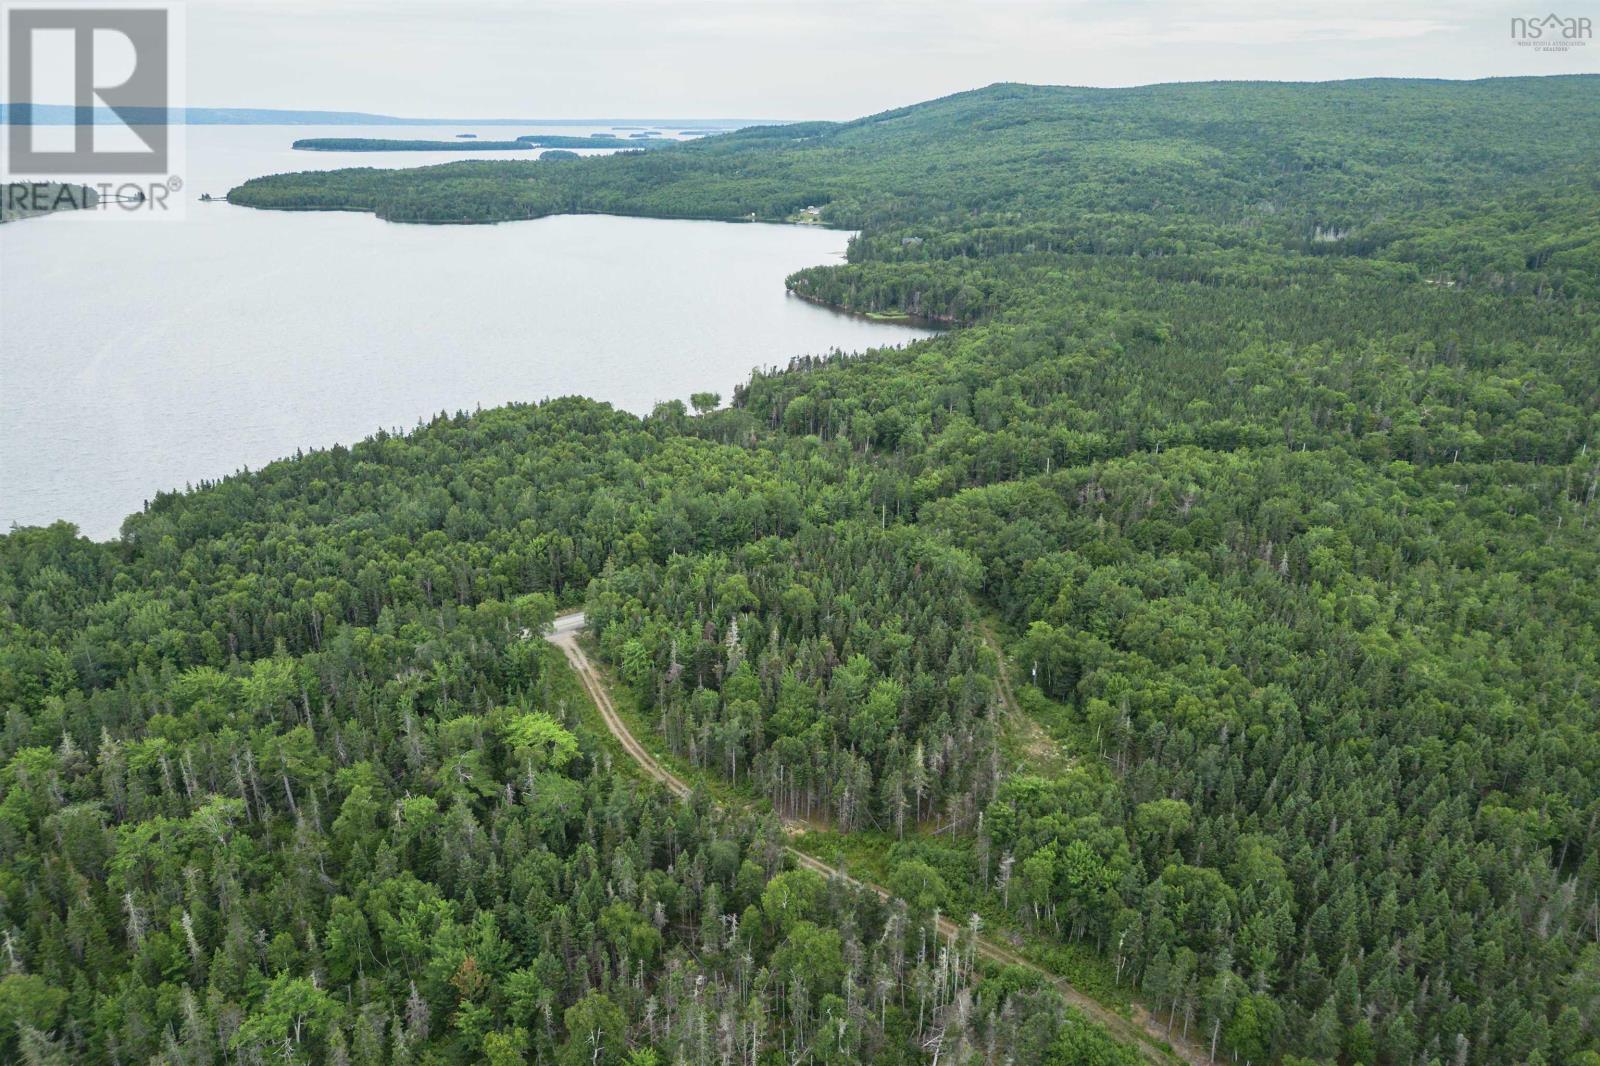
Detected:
left=0, top=127, right=931, bottom=538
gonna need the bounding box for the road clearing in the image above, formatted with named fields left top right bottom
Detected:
left=546, top=610, right=1201, bottom=1065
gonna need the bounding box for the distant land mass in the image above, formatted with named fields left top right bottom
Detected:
left=0, top=104, right=775, bottom=127
left=290, top=135, right=681, bottom=152
left=292, top=137, right=535, bottom=151
left=515, top=134, right=674, bottom=148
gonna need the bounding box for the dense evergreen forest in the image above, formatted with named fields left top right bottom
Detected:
left=5, top=78, right=1599, bottom=1065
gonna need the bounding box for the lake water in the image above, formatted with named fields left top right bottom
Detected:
left=0, top=126, right=932, bottom=539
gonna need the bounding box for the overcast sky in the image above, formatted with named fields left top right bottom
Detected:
left=182, top=0, right=1600, bottom=119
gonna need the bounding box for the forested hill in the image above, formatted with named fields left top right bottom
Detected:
left=230, top=77, right=1600, bottom=288
left=5, top=78, right=1600, bottom=1065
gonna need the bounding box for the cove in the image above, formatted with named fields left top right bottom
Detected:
left=1, top=202, right=931, bottom=539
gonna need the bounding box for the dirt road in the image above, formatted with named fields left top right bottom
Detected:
left=547, top=611, right=1202, bottom=1065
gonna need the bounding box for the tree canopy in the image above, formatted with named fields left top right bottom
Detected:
left=6, top=76, right=1600, bottom=1064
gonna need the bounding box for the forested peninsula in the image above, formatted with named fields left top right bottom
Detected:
left=0, top=181, right=99, bottom=222
left=6, top=78, right=1600, bottom=1066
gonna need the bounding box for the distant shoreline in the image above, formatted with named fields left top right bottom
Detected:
left=0, top=104, right=778, bottom=127
left=293, top=137, right=534, bottom=151
left=290, top=135, right=682, bottom=152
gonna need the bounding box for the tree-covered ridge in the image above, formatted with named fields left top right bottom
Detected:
left=7, top=77, right=1600, bottom=1064
left=232, top=77, right=1600, bottom=289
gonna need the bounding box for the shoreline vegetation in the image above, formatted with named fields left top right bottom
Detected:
left=10, top=77, right=1600, bottom=1066
left=0, top=180, right=99, bottom=222
left=785, top=286, right=953, bottom=327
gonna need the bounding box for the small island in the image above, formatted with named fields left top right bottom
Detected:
left=291, top=137, right=533, bottom=151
